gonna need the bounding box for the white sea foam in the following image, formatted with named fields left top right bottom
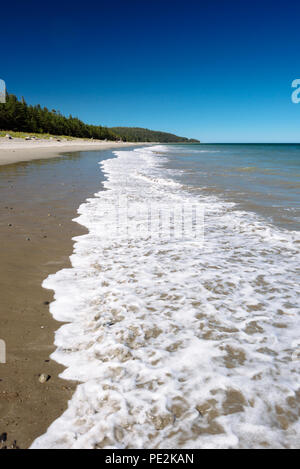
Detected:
left=32, top=145, right=300, bottom=449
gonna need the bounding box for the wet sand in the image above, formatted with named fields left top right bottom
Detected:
left=0, top=148, right=140, bottom=449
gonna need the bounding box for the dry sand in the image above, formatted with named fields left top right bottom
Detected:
left=0, top=143, right=146, bottom=449
left=0, top=137, right=139, bottom=166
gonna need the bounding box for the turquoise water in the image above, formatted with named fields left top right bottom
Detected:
left=163, top=144, right=300, bottom=231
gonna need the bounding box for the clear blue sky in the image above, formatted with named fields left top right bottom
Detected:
left=1, top=0, right=300, bottom=142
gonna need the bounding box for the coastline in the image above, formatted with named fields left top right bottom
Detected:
left=0, top=145, right=146, bottom=449
left=0, top=138, right=143, bottom=166
left=30, top=144, right=300, bottom=449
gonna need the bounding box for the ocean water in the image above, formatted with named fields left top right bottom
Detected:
left=164, top=144, right=300, bottom=231
left=32, top=144, right=300, bottom=449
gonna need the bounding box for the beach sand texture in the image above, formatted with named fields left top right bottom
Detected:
left=0, top=137, right=139, bottom=166
left=0, top=146, right=140, bottom=449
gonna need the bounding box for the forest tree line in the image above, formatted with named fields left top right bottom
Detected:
left=0, top=94, right=200, bottom=143
left=110, top=127, right=199, bottom=143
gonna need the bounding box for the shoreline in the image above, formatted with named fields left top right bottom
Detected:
left=0, top=144, right=147, bottom=449
left=0, top=138, right=144, bottom=166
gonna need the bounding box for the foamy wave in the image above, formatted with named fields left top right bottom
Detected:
left=32, top=145, right=300, bottom=449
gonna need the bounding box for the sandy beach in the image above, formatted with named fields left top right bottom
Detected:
left=0, top=137, right=139, bottom=166
left=0, top=143, right=144, bottom=449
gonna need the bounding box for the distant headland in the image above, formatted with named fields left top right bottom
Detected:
left=0, top=94, right=200, bottom=144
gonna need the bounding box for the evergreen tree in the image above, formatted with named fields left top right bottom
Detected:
left=0, top=93, right=200, bottom=143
